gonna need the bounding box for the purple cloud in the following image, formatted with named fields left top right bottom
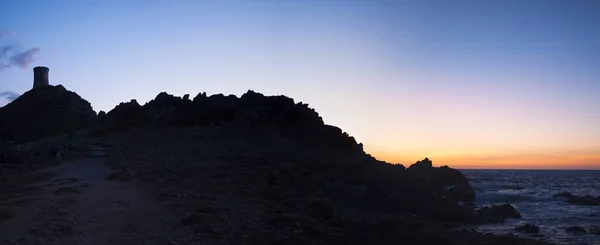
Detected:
left=9, top=48, right=41, bottom=68
left=0, top=44, right=19, bottom=59
left=0, top=91, right=20, bottom=102
left=0, top=31, right=42, bottom=71
left=0, top=46, right=42, bottom=71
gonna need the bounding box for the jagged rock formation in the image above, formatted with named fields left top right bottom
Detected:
left=96, top=91, right=494, bottom=224
left=0, top=85, right=96, bottom=143
left=407, top=158, right=476, bottom=202
left=100, top=90, right=361, bottom=152
left=0, top=86, right=548, bottom=244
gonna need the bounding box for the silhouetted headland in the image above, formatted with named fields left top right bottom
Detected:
left=0, top=67, right=558, bottom=244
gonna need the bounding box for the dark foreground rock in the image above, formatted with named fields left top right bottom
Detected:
left=474, top=204, right=521, bottom=224
left=407, top=158, right=476, bottom=202
left=92, top=125, right=549, bottom=244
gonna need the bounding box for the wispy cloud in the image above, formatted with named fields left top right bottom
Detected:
left=0, top=91, right=19, bottom=102
left=0, top=44, right=19, bottom=59
left=0, top=31, right=42, bottom=72
left=9, top=48, right=41, bottom=68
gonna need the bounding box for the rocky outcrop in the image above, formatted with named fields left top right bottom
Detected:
left=473, top=204, right=521, bottom=224
left=553, top=192, right=599, bottom=206
left=0, top=81, right=565, bottom=245
left=99, top=91, right=482, bottom=224
left=101, top=99, right=147, bottom=130
left=407, top=158, right=476, bottom=202
left=91, top=90, right=550, bottom=244
left=0, top=85, right=96, bottom=143
left=100, top=90, right=360, bottom=152
left=15, top=89, right=494, bottom=225
left=104, top=90, right=326, bottom=128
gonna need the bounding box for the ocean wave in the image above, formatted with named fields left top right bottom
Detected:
left=470, top=181, right=528, bottom=193
left=465, top=170, right=600, bottom=245
left=475, top=191, right=556, bottom=204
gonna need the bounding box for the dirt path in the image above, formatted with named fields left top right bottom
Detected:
left=0, top=146, right=180, bottom=245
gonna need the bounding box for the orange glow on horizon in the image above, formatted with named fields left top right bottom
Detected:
left=367, top=147, right=600, bottom=170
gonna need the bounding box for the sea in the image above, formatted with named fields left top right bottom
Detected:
left=462, top=170, right=600, bottom=245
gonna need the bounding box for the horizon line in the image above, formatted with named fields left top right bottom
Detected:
left=457, top=168, right=600, bottom=171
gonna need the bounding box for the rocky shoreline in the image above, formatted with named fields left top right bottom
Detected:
left=1, top=86, right=556, bottom=244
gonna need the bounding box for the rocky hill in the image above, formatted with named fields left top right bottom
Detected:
left=87, top=91, right=547, bottom=244
left=0, top=88, right=551, bottom=244
left=98, top=90, right=362, bottom=152
left=0, top=85, right=96, bottom=143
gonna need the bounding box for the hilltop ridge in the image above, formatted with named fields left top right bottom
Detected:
left=97, top=90, right=362, bottom=152
left=0, top=83, right=552, bottom=244
left=0, top=84, right=96, bottom=143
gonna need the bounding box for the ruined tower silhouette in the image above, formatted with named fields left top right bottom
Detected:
left=33, top=66, right=50, bottom=89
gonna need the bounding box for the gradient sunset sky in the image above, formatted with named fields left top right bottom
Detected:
left=1, top=0, right=598, bottom=169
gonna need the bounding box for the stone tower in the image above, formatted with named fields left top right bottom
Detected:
left=33, top=66, right=50, bottom=89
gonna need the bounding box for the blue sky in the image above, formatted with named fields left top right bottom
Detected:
left=1, top=0, right=599, bottom=168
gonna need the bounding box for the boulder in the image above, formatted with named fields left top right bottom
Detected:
left=553, top=192, right=599, bottom=206
left=474, top=204, right=521, bottom=224
left=407, top=158, right=476, bottom=202
left=515, top=224, right=539, bottom=234
left=565, top=226, right=587, bottom=234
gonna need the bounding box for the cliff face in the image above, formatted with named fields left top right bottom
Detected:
left=0, top=85, right=96, bottom=143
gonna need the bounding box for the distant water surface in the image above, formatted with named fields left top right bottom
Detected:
left=462, top=170, right=600, bottom=245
